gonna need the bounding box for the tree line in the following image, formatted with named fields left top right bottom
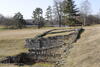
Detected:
left=0, top=12, right=26, bottom=29
left=0, top=0, right=100, bottom=29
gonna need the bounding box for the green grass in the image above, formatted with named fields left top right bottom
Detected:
left=0, top=26, right=7, bottom=30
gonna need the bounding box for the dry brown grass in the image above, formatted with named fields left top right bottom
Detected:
left=0, top=27, right=74, bottom=57
left=0, top=29, right=50, bottom=57
left=0, top=63, right=54, bottom=67
left=64, top=25, right=100, bottom=67
left=1, top=25, right=100, bottom=67
left=0, top=27, right=71, bottom=67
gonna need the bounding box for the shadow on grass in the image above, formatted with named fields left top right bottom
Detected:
left=77, top=28, right=85, bottom=39
left=75, top=28, right=85, bottom=42
left=0, top=53, right=37, bottom=66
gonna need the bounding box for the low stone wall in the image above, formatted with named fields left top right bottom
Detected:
left=25, top=29, right=79, bottom=49
left=25, top=29, right=83, bottom=63
left=0, top=28, right=84, bottom=67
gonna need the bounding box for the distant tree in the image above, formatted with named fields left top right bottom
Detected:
left=13, top=12, right=26, bottom=29
left=3, top=17, right=15, bottom=27
left=87, top=15, right=100, bottom=25
left=53, top=0, right=63, bottom=27
left=0, top=14, right=5, bottom=25
left=62, top=0, right=79, bottom=26
left=32, top=8, right=43, bottom=28
left=39, top=16, right=45, bottom=27
left=0, top=15, right=16, bottom=28
left=45, top=6, right=53, bottom=25
left=96, top=9, right=100, bottom=19
left=80, top=0, right=91, bottom=26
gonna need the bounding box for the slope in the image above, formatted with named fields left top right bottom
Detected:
left=64, top=25, right=100, bottom=67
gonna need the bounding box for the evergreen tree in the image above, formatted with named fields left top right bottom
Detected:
left=63, top=0, right=79, bottom=26
left=13, top=12, right=26, bottom=29
left=32, top=8, right=43, bottom=28
left=46, top=6, right=52, bottom=22
left=45, top=6, right=53, bottom=26
left=46, top=6, right=52, bottom=21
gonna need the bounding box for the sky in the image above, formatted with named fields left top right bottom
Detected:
left=0, top=0, right=99, bottom=19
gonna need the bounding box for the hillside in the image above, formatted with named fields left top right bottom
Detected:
left=64, top=25, right=100, bottom=67
left=0, top=25, right=100, bottom=67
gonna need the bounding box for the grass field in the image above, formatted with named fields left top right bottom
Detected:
left=0, top=26, right=73, bottom=67
left=64, top=25, right=100, bottom=67
left=0, top=29, right=48, bottom=57
left=0, top=26, right=75, bottom=56
left=0, top=25, right=100, bottom=67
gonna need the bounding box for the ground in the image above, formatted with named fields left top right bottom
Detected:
left=0, top=28, right=50, bottom=57
left=64, top=25, right=100, bottom=67
left=0, top=25, right=100, bottom=67
left=0, top=27, right=70, bottom=67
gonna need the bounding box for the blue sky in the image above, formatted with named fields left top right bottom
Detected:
left=0, top=0, right=99, bottom=19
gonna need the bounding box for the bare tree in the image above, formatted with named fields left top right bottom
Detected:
left=80, top=0, right=91, bottom=26
left=53, top=0, right=63, bottom=27
left=0, top=14, right=5, bottom=25
left=96, top=9, right=100, bottom=19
